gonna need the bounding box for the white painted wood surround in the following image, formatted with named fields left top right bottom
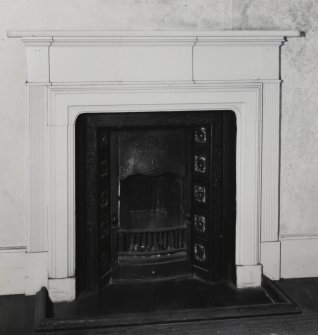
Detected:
left=8, top=30, right=300, bottom=302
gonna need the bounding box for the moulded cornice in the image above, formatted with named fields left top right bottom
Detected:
left=21, top=36, right=53, bottom=47
left=9, top=30, right=301, bottom=47
left=9, top=30, right=301, bottom=48
left=51, top=36, right=197, bottom=47
left=7, top=30, right=301, bottom=38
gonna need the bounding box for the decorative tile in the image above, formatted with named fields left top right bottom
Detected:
left=194, top=185, right=207, bottom=203
left=194, top=154, right=207, bottom=174
left=194, top=214, right=206, bottom=232
left=194, top=243, right=206, bottom=262
left=194, top=127, right=207, bottom=144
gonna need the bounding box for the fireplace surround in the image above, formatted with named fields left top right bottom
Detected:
left=8, top=30, right=300, bottom=302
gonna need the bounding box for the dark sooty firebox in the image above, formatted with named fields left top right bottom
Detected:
left=76, top=111, right=236, bottom=294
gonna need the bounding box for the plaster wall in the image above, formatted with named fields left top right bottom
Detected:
left=0, top=0, right=317, bottom=247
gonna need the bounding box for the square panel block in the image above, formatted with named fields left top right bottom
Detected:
left=194, top=153, right=208, bottom=174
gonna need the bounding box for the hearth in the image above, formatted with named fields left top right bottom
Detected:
left=76, top=110, right=236, bottom=294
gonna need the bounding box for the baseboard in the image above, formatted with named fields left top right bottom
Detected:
left=0, top=248, right=49, bottom=296
left=0, top=247, right=26, bottom=295
left=280, top=236, right=318, bottom=278
left=261, top=241, right=280, bottom=280
left=25, top=252, right=48, bottom=295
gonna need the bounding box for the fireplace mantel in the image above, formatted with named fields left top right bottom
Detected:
left=8, top=30, right=300, bottom=84
left=8, top=30, right=300, bottom=301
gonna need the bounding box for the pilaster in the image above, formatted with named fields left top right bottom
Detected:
left=261, top=81, right=281, bottom=242
left=28, top=86, right=48, bottom=252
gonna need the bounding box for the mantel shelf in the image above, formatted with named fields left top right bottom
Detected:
left=7, top=30, right=301, bottom=39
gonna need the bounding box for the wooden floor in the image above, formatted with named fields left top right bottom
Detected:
left=1, top=278, right=318, bottom=334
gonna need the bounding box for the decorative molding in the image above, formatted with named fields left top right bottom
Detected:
left=21, top=37, right=53, bottom=47
left=29, top=86, right=48, bottom=252
left=7, top=30, right=301, bottom=38
left=49, top=82, right=261, bottom=125
left=49, top=124, right=69, bottom=278
left=261, top=81, right=281, bottom=241
left=46, top=83, right=262, bottom=286
left=25, top=79, right=282, bottom=87
left=25, top=252, right=48, bottom=296
left=51, top=36, right=197, bottom=46
left=280, top=234, right=318, bottom=240
left=67, top=122, right=75, bottom=277
left=0, top=249, right=26, bottom=295
left=0, top=246, right=27, bottom=253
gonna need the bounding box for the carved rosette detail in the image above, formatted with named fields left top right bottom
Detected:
left=194, top=154, right=207, bottom=174
left=194, top=127, right=207, bottom=144
left=194, top=185, right=207, bottom=203
left=194, top=214, right=206, bottom=233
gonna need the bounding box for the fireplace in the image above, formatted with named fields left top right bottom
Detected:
left=76, top=111, right=236, bottom=292
left=7, top=30, right=300, bottom=301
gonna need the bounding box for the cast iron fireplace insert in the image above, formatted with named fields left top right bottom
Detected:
left=75, top=110, right=236, bottom=295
